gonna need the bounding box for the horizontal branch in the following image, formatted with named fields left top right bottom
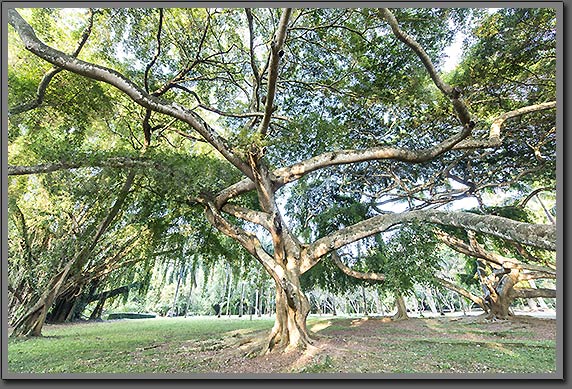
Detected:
left=510, top=288, right=556, bottom=299
left=8, top=157, right=154, bottom=176
left=454, top=101, right=556, bottom=150
left=301, top=209, right=556, bottom=273
left=434, top=230, right=556, bottom=276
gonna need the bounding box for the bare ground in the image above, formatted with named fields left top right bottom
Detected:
left=159, top=315, right=557, bottom=374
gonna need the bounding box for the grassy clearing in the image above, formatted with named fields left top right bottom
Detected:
left=8, top=317, right=274, bottom=374
left=8, top=315, right=556, bottom=375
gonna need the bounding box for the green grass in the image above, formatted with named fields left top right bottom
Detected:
left=8, top=317, right=274, bottom=374
left=8, top=316, right=556, bottom=375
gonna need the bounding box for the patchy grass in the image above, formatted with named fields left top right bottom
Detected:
left=8, top=315, right=556, bottom=375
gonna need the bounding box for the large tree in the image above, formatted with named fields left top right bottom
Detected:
left=7, top=7, right=556, bottom=352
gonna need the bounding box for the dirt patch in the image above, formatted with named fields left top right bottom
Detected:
left=177, top=315, right=556, bottom=374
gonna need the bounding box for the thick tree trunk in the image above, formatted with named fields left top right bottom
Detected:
left=484, top=269, right=520, bottom=320
left=393, top=293, right=409, bottom=321
left=263, top=272, right=312, bottom=353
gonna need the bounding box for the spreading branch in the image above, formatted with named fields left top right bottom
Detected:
left=301, top=209, right=555, bottom=273
left=9, top=9, right=96, bottom=115
left=8, top=9, right=254, bottom=181
left=379, top=8, right=472, bottom=127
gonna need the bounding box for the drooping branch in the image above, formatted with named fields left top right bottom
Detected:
left=331, top=251, right=385, bottom=282
left=8, top=9, right=254, bottom=181
left=301, top=209, right=556, bottom=273
left=9, top=9, right=95, bottom=116
left=143, top=8, right=163, bottom=93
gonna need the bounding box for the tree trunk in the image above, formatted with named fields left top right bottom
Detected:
left=361, top=286, right=369, bottom=316
left=238, top=282, right=245, bottom=317
left=393, top=293, right=409, bottom=321
left=171, top=265, right=184, bottom=316
left=89, top=298, right=106, bottom=320
left=484, top=269, right=520, bottom=320
left=263, top=271, right=312, bottom=353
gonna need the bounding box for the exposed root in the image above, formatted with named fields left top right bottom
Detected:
left=391, top=313, right=409, bottom=322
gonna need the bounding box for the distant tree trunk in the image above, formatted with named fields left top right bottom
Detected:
left=393, top=293, right=409, bottom=321
left=361, top=286, right=368, bottom=316
left=171, top=265, right=184, bottom=316
left=238, top=282, right=245, bottom=317
left=267, top=287, right=272, bottom=317
left=226, top=272, right=233, bottom=317
left=255, top=289, right=260, bottom=317
left=89, top=298, right=106, bottom=320
left=425, top=288, right=438, bottom=315
left=183, top=269, right=195, bottom=317
left=331, top=294, right=337, bottom=316
left=219, top=265, right=230, bottom=318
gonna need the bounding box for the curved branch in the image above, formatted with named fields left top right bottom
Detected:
left=434, top=230, right=556, bottom=276
left=8, top=157, right=155, bottom=176
left=510, top=288, right=556, bottom=299
left=9, top=9, right=95, bottom=115
left=331, top=251, right=385, bottom=282
left=8, top=9, right=253, bottom=181
left=221, top=204, right=272, bottom=229
left=273, top=124, right=472, bottom=186
left=215, top=123, right=472, bottom=207
left=143, top=8, right=163, bottom=93
left=454, top=101, right=556, bottom=149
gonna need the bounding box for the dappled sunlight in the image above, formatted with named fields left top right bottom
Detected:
left=310, top=321, right=332, bottom=333
left=485, top=342, right=518, bottom=358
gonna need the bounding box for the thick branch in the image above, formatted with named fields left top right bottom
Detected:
left=258, top=8, right=292, bottom=137
left=8, top=157, right=154, bottom=176
left=302, top=210, right=555, bottom=273
left=8, top=9, right=253, bottom=180
left=221, top=204, right=272, bottom=229
left=510, top=288, right=556, bottom=299
left=9, top=9, right=95, bottom=115
left=454, top=101, right=556, bottom=149
left=435, top=230, right=556, bottom=276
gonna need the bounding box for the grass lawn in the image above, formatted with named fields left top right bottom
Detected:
left=7, top=315, right=556, bottom=375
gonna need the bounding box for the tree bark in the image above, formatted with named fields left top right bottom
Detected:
left=263, top=270, right=312, bottom=353
left=393, top=293, right=409, bottom=321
